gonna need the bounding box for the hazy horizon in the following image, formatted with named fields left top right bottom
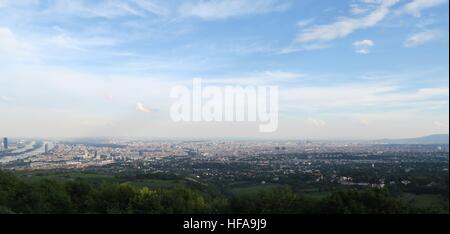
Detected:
left=2, top=133, right=449, bottom=142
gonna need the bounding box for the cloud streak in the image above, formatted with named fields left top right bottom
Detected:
left=404, top=30, right=440, bottom=47
left=404, top=0, right=449, bottom=17
left=307, top=117, right=326, bottom=127
left=0, top=27, right=35, bottom=61
left=179, top=0, right=290, bottom=20
left=295, top=0, right=399, bottom=43
left=281, top=84, right=449, bottom=113
left=136, top=102, right=151, bottom=113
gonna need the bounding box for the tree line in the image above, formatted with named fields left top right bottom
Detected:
left=0, top=171, right=446, bottom=214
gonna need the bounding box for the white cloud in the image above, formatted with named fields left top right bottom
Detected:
left=136, top=102, right=151, bottom=113
left=417, top=87, right=449, bottom=96
left=132, top=0, right=170, bottom=16
left=349, top=4, right=369, bottom=15
left=0, top=0, right=39, bottom=8
left=35, top=0, right=171, bottom=19
left=297, top=18, right=315, bottom=28
left=404, top=30, right=440, bottom=47
left=296, top=0, right=399, bottom=43
left=199, top=70, right=303, bottom=85
left=0, top=27, right=35, bottom=62
left=263, top=71, right=303, bottom=80
left=404, top=0, right=449, bottom=17
left=416, top=18, right=437, bottom=29
left=307, top=117, right=327, bottom=127
left=279, top=43, right=332, bottom=54
left=1, top=95, right=13, bottom=102
left=359, top=118, right=371, bottom=126
left=434, top=121, right=449, bottom=129
left=3, top=0, right=292, bottom=20
left=48, top=34, right=118, bottom=50
left=179, top=0, right=290, bottom=20
left=281, top=84, right=449, bottom=113
left=44, top=0, right=139, bottom=18
left=353, top=39, right=375, bottom=54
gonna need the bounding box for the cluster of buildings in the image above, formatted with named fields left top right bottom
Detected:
left=1, top=137, right=7, bottom=151
left=1, top=139, right=447, bottom=173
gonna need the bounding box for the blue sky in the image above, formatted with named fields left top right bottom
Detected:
left=0, top=0, right=448, bottom=139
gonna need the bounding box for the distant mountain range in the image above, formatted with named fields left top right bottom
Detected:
left=374, top=134, right=449, bottom=144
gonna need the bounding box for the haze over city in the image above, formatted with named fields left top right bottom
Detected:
left=0, top=0, right=449, bottom=139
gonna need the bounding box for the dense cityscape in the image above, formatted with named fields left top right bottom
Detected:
left=1, top=135, right=448, bottom=214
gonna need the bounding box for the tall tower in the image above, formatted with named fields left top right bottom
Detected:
left=3, top=137, right=7, bottom=150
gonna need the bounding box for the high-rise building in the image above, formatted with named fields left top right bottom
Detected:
left=44, top=143, right=48, bottom=154
left=3, top=137, right=7, bottom=150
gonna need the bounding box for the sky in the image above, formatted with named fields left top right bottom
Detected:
left=0, top=0, right=449, bottom=139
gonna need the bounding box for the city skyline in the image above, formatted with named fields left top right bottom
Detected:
left=0, top=0, right=449, bottom=139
